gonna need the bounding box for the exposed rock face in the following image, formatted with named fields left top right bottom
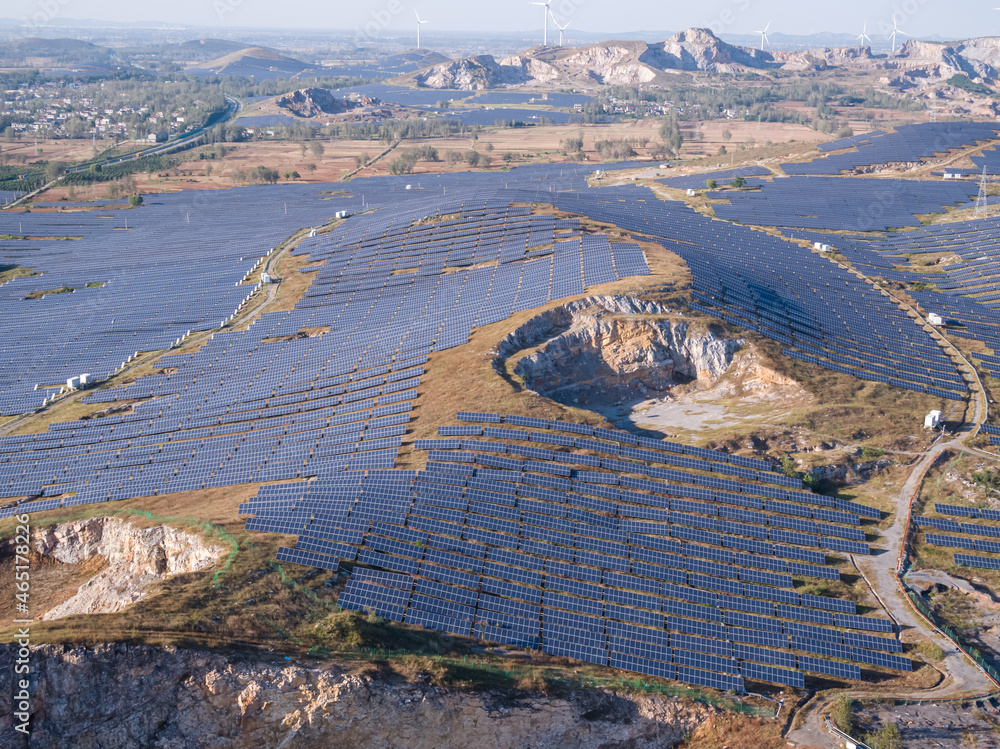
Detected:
left=0, top=643, right=713, bottom=748
left=498, top=297, right=743, bottom=404
left=276, top=88, right=359, bottom=118
left=650, top=28, right=771, bottom=72
left=34, top=517, right=225, bottom=619
left=408, top=28, right=1000, bottom=92
left=413, top=29, right=770, bottom=89
left=414, top=54, right=559, bottom=89
left=808, top=459, right=893, bottom=486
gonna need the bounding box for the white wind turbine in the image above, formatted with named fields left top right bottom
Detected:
left=857, top=21, right=872, bottom=47
left=754, top=21, right=771, bottom=52
left=890, top=16, right=909, bottom=53
left=549, top=10, right=570, bottom=46
left=529, top=0, right=552, bottom=46
left=415, top=10, right=428, bottom=50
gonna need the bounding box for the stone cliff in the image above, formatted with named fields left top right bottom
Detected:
left=497, top=296, right=743, bottom=405
left=34, top=517, right=225, bottom=620
left=0, top=643, right=714, bottom=748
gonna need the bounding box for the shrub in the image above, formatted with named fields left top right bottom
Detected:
left=779, top=455, right=798, bottom=478
left=864, top=722, right=902, bottom=749
left=830, top=694, right=854, bottom=733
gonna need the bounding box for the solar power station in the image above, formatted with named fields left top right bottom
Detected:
left=243, top=412, right=908, bottom=691
left=8, top=120, right=992, bottom=692
left=916, top=505, right=1000, bottom=571
left=781, top=122, right=1000, bottom=175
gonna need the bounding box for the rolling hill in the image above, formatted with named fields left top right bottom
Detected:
left=185, top=47, right=323, bottom=80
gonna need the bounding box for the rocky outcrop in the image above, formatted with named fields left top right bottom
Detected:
left=0, top=643, right=714, bottom=748
left=412, top=30, right=770, bottom=88
left=407, top=29, right=1000, bottom=92
left=414, top=54, right=560, bottom=90
left=808, top=459, right=893, bottom=486
left=648, top=28, right=772, bottom=73
left=515, top=317, right=741, bottom=400
left=34, top=517, right=225, bottom=619
left=497, top=297, right=743, bottom=405
left=277, top=88, right=359, bottom=118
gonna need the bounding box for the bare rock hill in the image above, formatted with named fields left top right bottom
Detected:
left=276, top=88, right=359, bottom=118
left=411, top=29, right=766, bottom=89
left=0, top=643, right=713, bottom=748
left=406, top=28, right=1000, bottom=90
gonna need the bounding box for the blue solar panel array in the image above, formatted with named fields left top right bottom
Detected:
left=711, top=177, right=976, bottom=231
left=0, top=164, right=659, bottom=506
left=918, top=507, right=1000, bottom=570
left=241, top=413, right=904, bottom=690
left=783, top=123, right=999, bottom=175
left=533, top=187, right=966, bottom=402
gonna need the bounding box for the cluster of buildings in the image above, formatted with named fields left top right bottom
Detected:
left=3, top=83, right=192, bottom=141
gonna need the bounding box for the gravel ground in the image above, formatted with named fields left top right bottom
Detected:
left=856, top=700, right=1000, bottom=748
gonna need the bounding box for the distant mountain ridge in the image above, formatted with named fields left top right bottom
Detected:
left=404, top=27, right=1000, bottom=90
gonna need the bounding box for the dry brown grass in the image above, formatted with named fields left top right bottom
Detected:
left=679, top=713, right=787, bottom=749
left=268, top=254, right=324, bottom=314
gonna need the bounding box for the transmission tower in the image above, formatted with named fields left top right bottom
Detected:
left=977, top=166, right=990, bottom=219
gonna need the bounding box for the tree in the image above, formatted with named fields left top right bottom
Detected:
left=309, top=141, right=325, bottom=158
left=284, top=170, right=300, bottom=179
left=706, top=179, right=718, bottom=189
left=649, top=142, right=669, bottom=161
left=354, top=153, right=370, bottom=169
left=561, top=136, right=584, bottom=152
left=501, top=152, right=515, bottom=164
left=864, top=723, right=902, bottom=749
left=830, top=695, right=854, bottom=734
left=731, top=175, right=746, bottom=188
left=388, top=152, right=418, bottom=175
left=721, top=128, right=733, bottom=142
left=658, top=114, right=683, bottom=156
left=779, top=454, right=798, bottom=478
left=718, top=145, right=727, bottom=156
left=127, top=194, right=143, bottom=208
left=305, top=163, right=317, bottom=172
left=45, top=161, right=66, bottom=181
left=594, top=139, right=636, bottom=161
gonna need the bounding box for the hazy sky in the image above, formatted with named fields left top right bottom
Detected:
left=15, top=0, right=1000, bottom=40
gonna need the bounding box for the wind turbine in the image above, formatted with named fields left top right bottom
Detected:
left=529, top=0, right=551, bottom=46
left=549, top=10, right=570, bottom=46
left=857, top=21, right=871, bottom=47
left=754, top=21, right=771, bottom=52
left=890, top=16, right=909, bottom=53
left=415, top=10, right=428, bottom=50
